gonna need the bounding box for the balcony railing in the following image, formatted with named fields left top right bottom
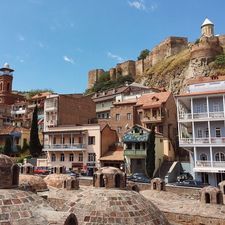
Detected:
left=124, top=149, right=146, bottom=157
left=142, top=116, right=162, bottom=123
left=196, top=160, right=225, bottom=168
left=180, top=137, right=225, bottom=145
left=44, top=143, right=86, bottom=151
left=179, top=111, right=225, bottom=120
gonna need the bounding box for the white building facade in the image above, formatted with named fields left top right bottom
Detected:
left=177, top=77, right=225, bottom=186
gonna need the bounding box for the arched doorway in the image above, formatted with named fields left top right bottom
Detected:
left=26, top=167, right=31, bottom=174
left=100, top=174, right=105, bottom=187
left=115, top=174, right=120, bottom=188
left=12, top=165, right=19, bottom=186
left=71, top=180, right=75, bottom=189
left=160, top=183, right=164, bottom=191
left=64, top=213, right=78, bottom=225
left=64, top=180, right=67, bottom=189
left=205, top=193, right=210, bottom=203
left=153, top=182, right=157, bottom=190
left=216, top=193, right=221, bottom=204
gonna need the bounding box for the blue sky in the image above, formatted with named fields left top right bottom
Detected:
left=0, top=0, right=225, bottom=93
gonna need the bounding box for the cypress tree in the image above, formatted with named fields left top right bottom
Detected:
left=146, top=125, right=156, bottom=178
left=4, top=137, right=12, bottom=156
left=21, top=138, right=29, bottom=154
left=29, top=105, right=42, bottom=157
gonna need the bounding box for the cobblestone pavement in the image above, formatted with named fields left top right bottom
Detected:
left=140, top=189, right=225, bottom=220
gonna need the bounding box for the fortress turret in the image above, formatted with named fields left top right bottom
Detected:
left=201, top=18, right=214, bottom=37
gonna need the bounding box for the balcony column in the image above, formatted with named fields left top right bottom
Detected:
left=223, top=95, right=225, bottom=118
left=208, top=121, right=211, bottom=144
left=194, top=147, right=197, bottom=167
left=61, top=133, right=64, bottom=147
left=206, top=96, right=209, bottom=118
left=191, top=97, right=193, bottom=119
left=192, top=122, right=195, bottom=144
left=210, top=146, right=213, bottom=167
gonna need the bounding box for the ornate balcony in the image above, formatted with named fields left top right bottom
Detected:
left=43, top=143, right=87, bottom=151
left=124, top=149, right=146, bottom=157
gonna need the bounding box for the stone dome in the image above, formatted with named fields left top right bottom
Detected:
left=0, top=154, right=20, bottom=188
left=0, top=189, right=74, bottom=224
left=66, top=188, right=169, bottom=225
left=0, top=154, right=13, bottom=167
left=19, top=174, right=48, bottom=192
left=96, top=166, right=123, bottom=174
left=44, top=173, right=79, bottom=189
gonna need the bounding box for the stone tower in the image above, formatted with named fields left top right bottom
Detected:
left=0, top=63, right=14, bottom=104
left=201, top=18, right=214, bottom=37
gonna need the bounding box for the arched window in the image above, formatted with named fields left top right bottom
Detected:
left=200, top=153, right=207, bottom=161
left=51, top=154, right=56, bottom=162
left=60, top=153, right=65, bottom=162
left=7, top=83, right=10, bottom=91
left=12, top=164, right=20, bottom=186
left=215, top=152, right=225, bottom=161
left=64, top=213, right=78, bottom=225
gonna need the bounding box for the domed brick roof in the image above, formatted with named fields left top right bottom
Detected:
left=0, top=189, right=72, bottom=224
left=0, top=154, right=13, bottom=167
left=96, top=166, right=123, bottom=174
left=44, top=173, right=77, bottom=189
left=66, top=188, right=169, bottom=225
left=19, top=174, right=48, bottom=192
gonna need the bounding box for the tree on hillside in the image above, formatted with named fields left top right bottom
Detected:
left=29, top=105, right=42, bottom=157
left=4, top=137, right=12, bottom=156
left=145, top=125, right=156, bottom=178
left=138, top=49, right=150, bottom=60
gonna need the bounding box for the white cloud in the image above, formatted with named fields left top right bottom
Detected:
left=107, top=52, right=124, bottom=62
left=128, top=0, right=157, bottom=12
left=128, top=0, right=146, bottom=10
left=63, top=55, right=74, bottom=64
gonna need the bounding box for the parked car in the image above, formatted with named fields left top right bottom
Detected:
left=176, top=180, right=209, bottom=188
left=177, top=172, right=193, bottom=182
left=66, top=170, right=79, bottom=177
left=34, top=167, right=50, bottom=175
left=127, top=173, right=150, bottom=183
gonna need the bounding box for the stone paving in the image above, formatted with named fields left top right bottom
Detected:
left=140, top=189, right=225, bottom=220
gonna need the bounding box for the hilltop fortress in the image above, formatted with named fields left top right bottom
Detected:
left=88, top=18, right=225, bottom=91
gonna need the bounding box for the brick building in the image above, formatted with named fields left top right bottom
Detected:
left=136, top=91, right=177, bottom=147
left=44, top=93, right=96, bottom=131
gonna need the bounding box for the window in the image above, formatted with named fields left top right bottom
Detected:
left=200, top=153, right=207, bottom=161
left=196, top=104, right=201, bottom=113
left=213, top=102, right=220, bottom=112
left=69, top=154, right=74, bottom=162
left=53, top=137, right=56, bottom=144
left=205, top=128, right=209, bottom=138
left=60, top=153, right=65, bottom=162
left=152, top=109, right=157, bottom=118
left=62, top=137, right=65, bottom=144
left=135, top=143, right=140, bottom=150
left=197, top=129, right=203, bottom=138
left=78, top=153, right=83, bottom=162
left=127, top=113, right=131, bottom=120
left=88, top=153, right=96, bottom=162
left=216, top=128, right=221, bottom=137
left=117, top=127, right=122, bottom=133
left=116, top=114, right=120, bottom=121
left=88, top=136, right=95, bottom=145
left=51, top=154, right=56, bottom=162
left=126, top=143, right=132, bottom=149
left=215, top=152, right=225, bottom=161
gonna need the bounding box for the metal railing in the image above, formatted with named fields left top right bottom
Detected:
left=180, top=137, right=225, bottom=145
left=124, top=149, right=146, bottom=156
left=196, top=160, right=225, bottom=168
left=44, top=143, right=86, bottom=150
left=179, top=111, right=225, bottom=120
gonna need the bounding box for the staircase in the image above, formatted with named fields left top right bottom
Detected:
left=154, top=160, right=174, bottom=179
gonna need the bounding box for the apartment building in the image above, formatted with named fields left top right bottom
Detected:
left=43, top=123, right=118, bottom=175
left=136, top=91, right=177, bottom=146
left=123, top=124, right=174, bottom=175
left=177, top=75, right=225, bottom=186
left=44, top=93, right=96, bottom=131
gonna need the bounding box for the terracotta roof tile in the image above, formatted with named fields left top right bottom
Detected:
left=177, top=89, right=225, bottom=97
left=136, top=91, right=171, bottom=108
left=100, top=149, right=124, bottom=161
left=186, top=75, right=225, bottom=85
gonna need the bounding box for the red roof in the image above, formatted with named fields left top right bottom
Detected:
left=136, top=91, right=171, bottom=108
left=186, top=75, right=225, bottom=85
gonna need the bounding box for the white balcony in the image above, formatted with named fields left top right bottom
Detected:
left=179, top=137, right=225, bottom=146
left=179, top=111, right=225, bottom=121
left=45, top=106, right=57, bottom=112
left=194, top=160, right=225, bottom=173
left=11, top=109, right=26, bottom=115
left=43, top=143, right=87, bottom=151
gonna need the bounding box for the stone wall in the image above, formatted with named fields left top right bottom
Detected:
left=88, top=69, right=105, bottom=89
left=164, top=211, right=225, bottom=225
left=116, top=60, right=136, bottom=78
left=165, top=185, right=200, bottom=200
